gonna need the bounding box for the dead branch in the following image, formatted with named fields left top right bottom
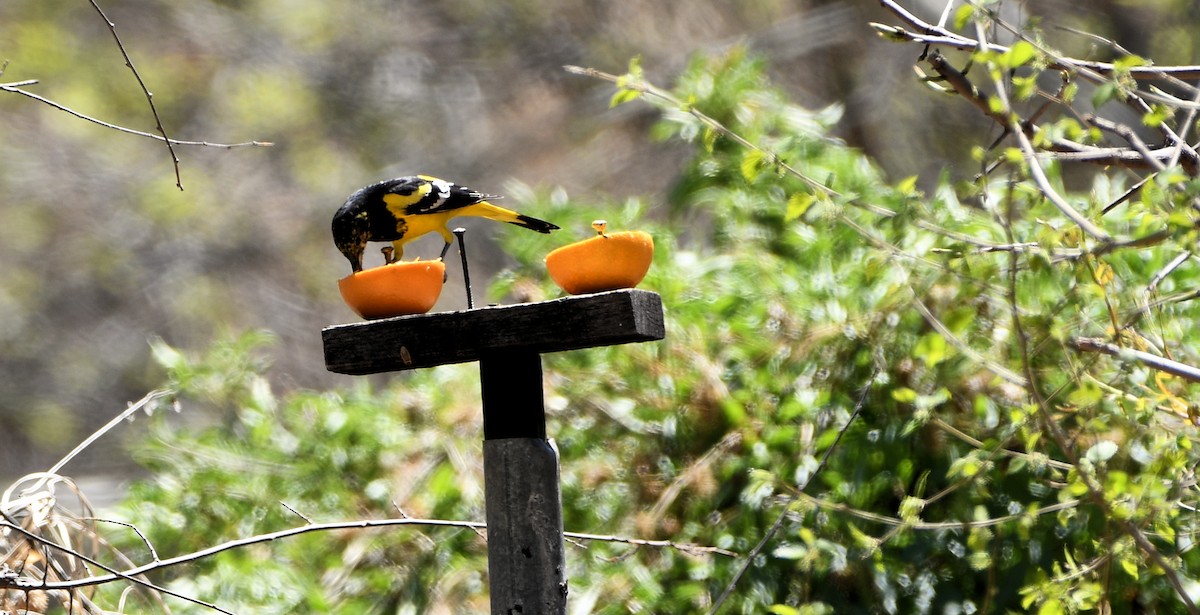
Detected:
left=0, top=82, right=272, bottom=149
left=0, top=516, right=735, bottom=593
left=87, top=0, right=182, bottom=189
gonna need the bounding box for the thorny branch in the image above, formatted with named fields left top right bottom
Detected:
left=876, top=0, right=1200, bottom=175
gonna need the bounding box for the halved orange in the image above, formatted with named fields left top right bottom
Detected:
left=338, top=260, right=445, bottom=319
left=545, top=230, right=654, bottom=295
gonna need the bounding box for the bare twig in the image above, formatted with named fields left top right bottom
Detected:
left=565, top=531, right=737, bottom=557
left=46, top=390, right=171, bottom=478
left=647, top=432, right=741, bottom=529
left=931, top=418, right=1073, bottom=471
left=0, top=84, right=271, bottom=149
left=1054, top=25, right=1135, bottom=58
left=1070, top=337, right=1200, bottom=383
left=1148, top=252, right=1191, bottom=293
left=920, top=51, right=1183, bottom=173
left=85, top=518, right=160, bottom=563
left=799, top=491, right=1080, bottom=530
left=966, top=24, right=1111, bottom=242
left=1086, top=116, right=1167, bottom=172
left=279, top=501, right=314, bottom=524
left=88, top=0, right=182, bottom=189
left=1011, top=127, right=1111, bottom=241
left=563, top=64, right=840, bottom=200
left=871, top=18, right=1200, bottom=81
left=0, top=516, right=733, bottom=591
left=1, top=519, right=233, bottom=614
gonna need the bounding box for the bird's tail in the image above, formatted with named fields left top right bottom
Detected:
left=473, top=202, right=560, bottom=234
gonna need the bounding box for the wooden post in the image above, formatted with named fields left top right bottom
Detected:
left=323, top=289, right=665, bottom=614
left=480, top=351, right=566, bottom=614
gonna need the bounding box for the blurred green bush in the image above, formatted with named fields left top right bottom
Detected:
left=102, top=44, right=1200, bottom=613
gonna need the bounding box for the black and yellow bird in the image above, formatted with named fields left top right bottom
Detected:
left=332, top=175, right=559, bottom=273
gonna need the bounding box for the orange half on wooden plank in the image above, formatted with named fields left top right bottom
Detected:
left=545, top=230, right=653, bottom=295
left=338, top=260, right=445, bottom=319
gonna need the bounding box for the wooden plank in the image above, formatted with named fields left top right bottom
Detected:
left=322, top=289, right=665, bottom=375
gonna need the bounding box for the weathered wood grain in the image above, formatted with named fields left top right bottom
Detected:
left=322, top=289, right=665, bottom=374
left=484, top=438, right=568, bottom=615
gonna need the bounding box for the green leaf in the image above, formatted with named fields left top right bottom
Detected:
left=1093, top=82, right=1119, bottom=109
left=999, top=41, right=1038, bottom=69
left=1067, top=380, right=1103, bottom=407
left=1120, top=557, right=1139, bottom=580
left=609, top=87, right=642, bottom=108
left=627, top=55, right=644, bottom=78
left=1061, top=81, right=1078, bottom=103
left=953, top=5, right=975, bottom=30
left=702, top=126, right=718, bottom=153
left=899, top=496, right=925, bottom=521
left=149, top=336, right=184, bottom=370
left=1038, top=597, right=1064, bottom=615
left=1156, top=518, right=1176, bottom=543
left=913, top=333, right=949, bottom=368
left=1012, top=75, right=1037, bottom=101
left=1143, top=103, right=1171, bottom=127
left=891, top=387, right=918, bottom=403
left=786, top=192, right=814, bottom=221
left=1113, top=54, right=1148, bottom=70
left=772, top=545, right=807, bottom=561
left=741, top=149, right=765, bottom=182
left=987, top=95, right=1008, bottom=115
left=769, top=606, right=801, bottom=615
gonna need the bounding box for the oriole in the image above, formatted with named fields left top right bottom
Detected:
left=332, top=175, right=559, bottom=272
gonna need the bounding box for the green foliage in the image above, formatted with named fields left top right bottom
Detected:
left=115, top=333, right=493, bottom=613
left=109, top=46, right=1200, bottom=614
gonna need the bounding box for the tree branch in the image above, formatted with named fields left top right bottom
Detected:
left=0, top=83, right=272, bottom=149
left=0, top=516, right=734, bottom=592
left=88, top=0, right=182, bottom=189
left=0, top=519, right=233, bottom=614
left=871, top=17, right=1200, bottom=82
left=1070, top=337, right=1200, bottom=384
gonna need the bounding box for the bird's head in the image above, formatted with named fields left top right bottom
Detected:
left=332, top=187, right=373, bottom=273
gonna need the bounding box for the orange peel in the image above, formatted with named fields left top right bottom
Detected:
left=545, top=230, right=653, bottom=295
left=338, top=260, right=445, bottom=319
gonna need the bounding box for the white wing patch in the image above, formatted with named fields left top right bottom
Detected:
left=429, top=177, right=452, bottom=200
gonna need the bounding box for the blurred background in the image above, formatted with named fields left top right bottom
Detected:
left=1, top=0, right=1197, bottom=486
